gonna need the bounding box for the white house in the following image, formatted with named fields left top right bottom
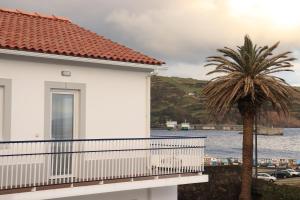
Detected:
left=0, top=8, right=208, bottom=200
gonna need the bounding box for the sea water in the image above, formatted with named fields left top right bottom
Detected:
left=151, top=128, right=300, bottom=159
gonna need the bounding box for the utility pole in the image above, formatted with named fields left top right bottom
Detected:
left=254, top=112, right=258, bottom=178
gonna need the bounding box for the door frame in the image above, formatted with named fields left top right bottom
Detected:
left=44, top=82, right=86, bottom=140
left=0, top=78, right=11, bottom=141
left=44, top=82, right=86, bottom=180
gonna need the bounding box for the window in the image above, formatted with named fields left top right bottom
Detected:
left=0, top=79, right=11, bottom=141
left=0, top=87, right=3, bottom=140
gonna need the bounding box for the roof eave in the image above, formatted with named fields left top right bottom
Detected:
left=0, top=48, right=167, bottom=72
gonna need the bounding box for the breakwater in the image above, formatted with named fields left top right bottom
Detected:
left=153, top=124, right=284, bottom=135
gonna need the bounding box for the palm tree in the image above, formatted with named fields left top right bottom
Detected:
left=203, top=35, right=298, bottom=200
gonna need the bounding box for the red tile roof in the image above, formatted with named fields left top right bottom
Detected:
left=0, top=8, right=164, bottom=65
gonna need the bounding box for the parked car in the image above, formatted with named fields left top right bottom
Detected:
left=271, top=171, right=292, bottom=179
left=283, top=169, right=300, bottom=177
left=266, top=164, right=276, bottom=168
left=258, top=163, right=267, bottom=167
left=257, top=173, right=277, bottom=182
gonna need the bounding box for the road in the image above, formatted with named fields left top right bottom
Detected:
left=275, top=177, right=300, bottom=187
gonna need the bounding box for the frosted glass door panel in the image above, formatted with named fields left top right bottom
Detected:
left=51, top=93, right=74, bottom=176
left=51, top=93, right=74, bottom=140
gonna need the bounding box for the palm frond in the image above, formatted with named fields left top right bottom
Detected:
left=203, top=35, right=298, bottom=117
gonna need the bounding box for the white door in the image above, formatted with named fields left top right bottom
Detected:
left=50, top=90, right=79, bottom=177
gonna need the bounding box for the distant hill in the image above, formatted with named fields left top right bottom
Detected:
left=151, top=76, right=300, bottom=128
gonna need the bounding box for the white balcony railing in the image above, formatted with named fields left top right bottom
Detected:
left=0, top=137, right=205, bottom=191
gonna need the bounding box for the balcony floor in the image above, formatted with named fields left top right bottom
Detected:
left=0, top=173, right=208, bottom=200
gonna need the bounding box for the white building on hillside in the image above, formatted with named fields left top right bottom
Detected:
left=0, top=8, right=208, bottom=200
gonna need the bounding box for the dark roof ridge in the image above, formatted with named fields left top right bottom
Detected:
left=0, top=7, right=70, bottom=22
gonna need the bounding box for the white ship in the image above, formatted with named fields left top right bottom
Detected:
left=166, top=120, right=178, bottom=130
left=181, top=120, right=191, bottom=130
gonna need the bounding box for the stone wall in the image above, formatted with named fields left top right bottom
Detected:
left=179, top=166, right=300, bottom=200
left=179, top=166, right=241, bottom=200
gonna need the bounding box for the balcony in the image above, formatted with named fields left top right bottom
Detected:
left=0, top=137, right=206, bottom=197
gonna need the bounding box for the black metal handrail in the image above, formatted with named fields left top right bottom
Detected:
left=0, top=136, right=207, bottom=144
left=0, top=146, right=206, bottom=157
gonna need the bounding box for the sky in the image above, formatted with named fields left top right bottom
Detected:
left=1, top=0, right=300, bottom=85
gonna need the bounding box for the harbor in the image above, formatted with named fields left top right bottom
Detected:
left=163, top=121, right=284, bottom=135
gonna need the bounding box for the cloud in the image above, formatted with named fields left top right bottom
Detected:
left=106, top=0, right=300, bottom=56
left=159, top=62, right=213, bottom=80
left=1, top=0, right=300, bottom=84
left=106, top=0, right=300, bottom=82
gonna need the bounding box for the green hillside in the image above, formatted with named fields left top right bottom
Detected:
left=151, top=76, right=300, bottom=128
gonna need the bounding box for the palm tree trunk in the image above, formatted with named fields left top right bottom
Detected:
left=239, top=108, right=254, bottom=200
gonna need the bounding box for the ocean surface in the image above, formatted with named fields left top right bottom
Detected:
left=151, top=128, right=300, bottom=160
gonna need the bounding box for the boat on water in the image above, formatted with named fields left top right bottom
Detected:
left=180, top=121, right=191, bottom=130
left=165, top=120, right=178, bottom=130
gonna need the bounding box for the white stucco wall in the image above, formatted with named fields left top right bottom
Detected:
left=150, top=186, right=178, bottom=200
left=52, top=187, right=177, bottom=200
left=0, top=55, right=181, bottom=200
left=0, top=55, right=151, bottom=140
left=54, top=189, right=149, bottom=200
